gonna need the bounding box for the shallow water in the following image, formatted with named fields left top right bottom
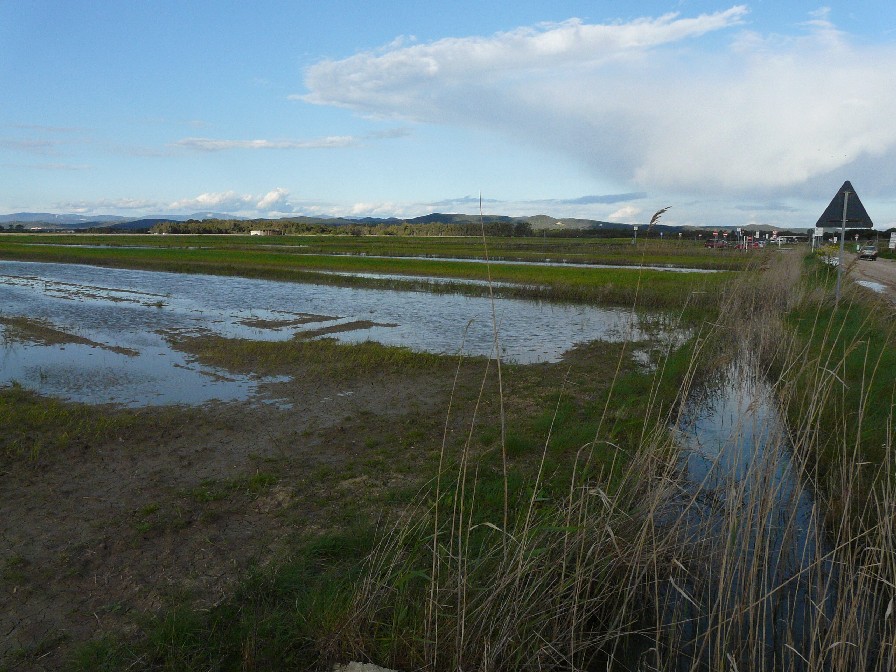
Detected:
left=303, top=252, right=723, bottom=273
left=667, top=365, right=832, bottom=668
left=856, top=279, right=887, bottom=293
left=0, top=260, right=677, bottom=406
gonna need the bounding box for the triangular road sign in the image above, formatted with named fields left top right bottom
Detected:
left=815, top=180, right=874, bottom=228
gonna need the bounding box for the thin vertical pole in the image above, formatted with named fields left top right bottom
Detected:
left=834, top=190, right=850, bottom=307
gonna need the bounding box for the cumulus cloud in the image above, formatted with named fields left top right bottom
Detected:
left=301, top=6, right=896, bottom=198
left=169, top=191, right=257, bottom=211
left=256, top=187, right=290, bottom=210
left=609, top=205, right=643, bottom=223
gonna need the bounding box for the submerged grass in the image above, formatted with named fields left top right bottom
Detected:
left=0, top=235, right=737, bottom=309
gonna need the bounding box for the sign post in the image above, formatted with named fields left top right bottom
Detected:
left=835, top=189, right=850, bottom=307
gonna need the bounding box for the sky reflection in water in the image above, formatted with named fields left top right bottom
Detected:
left=0, top=260, right=677, bottom=406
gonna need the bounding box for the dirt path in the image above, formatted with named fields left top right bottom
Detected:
left=847, top=252, right=896, bottom=305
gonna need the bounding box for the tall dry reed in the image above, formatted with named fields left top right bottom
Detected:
left=330, top=249, right=895, bottom=671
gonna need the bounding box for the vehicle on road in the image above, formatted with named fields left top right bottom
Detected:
left=859, top=245, right=879, bottom=261
left=704, top=239, right=727, bottom=248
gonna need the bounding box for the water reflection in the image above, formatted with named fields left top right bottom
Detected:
left=666, top=364, right=833, bottom=669
left=0, top=260, right=677, bottom=407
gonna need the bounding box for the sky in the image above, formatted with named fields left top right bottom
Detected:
left=2, top=1, right=896, bottom=228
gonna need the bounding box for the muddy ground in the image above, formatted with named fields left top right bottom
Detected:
left=0, top=360, right=466, bottom=670
left=1, top=332, right=632, bottom=670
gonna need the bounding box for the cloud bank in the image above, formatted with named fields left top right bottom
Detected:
left=302, top=6, right=896, bottom=199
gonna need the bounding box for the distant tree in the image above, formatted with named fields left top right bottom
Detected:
left=513, top=221, right=533, bottom=237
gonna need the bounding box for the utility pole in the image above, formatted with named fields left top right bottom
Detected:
left=834, top=188, right=850, bottom=307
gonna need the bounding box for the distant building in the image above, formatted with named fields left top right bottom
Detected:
left=249, top=229, right=282, bottom=236
left=815, top=180, right=874, bottom=233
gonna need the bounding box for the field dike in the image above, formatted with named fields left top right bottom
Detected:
left=326, top=251, right=894, bottom=671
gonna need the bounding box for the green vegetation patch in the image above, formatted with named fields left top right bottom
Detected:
left=0, top=384, right=138, bottom=464
left=167, top=330, right=457, bottom=378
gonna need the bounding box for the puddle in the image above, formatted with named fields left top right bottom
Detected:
left=0, top=260, right=681, bottom=407
left=314, top=269, right=544, bottom=290
left=856, top=279, right=887, bottom=294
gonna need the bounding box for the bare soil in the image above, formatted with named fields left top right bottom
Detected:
left=0, top=365, right=459, bottom=670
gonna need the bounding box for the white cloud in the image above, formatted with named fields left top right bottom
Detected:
left=56, top=198, right=162, bottom=213
left=301, top=6, right=896, bottom=198
left=174, top=136, right=357, bottom=151
left=609, top=205, right=642, bottom=223
left=256, top=187, right=290, bottom=210
left=169, top=191, right=256, bottom=211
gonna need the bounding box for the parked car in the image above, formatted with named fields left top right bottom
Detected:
left=704, top=239, right=727, bottom=248
left=859, top=245, right=879, bottom=260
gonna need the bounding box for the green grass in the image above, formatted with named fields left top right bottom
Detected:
left=168, top=332, right=454, bottom=378
left=0, top=234, right=739, bottom=308
left=779, top=255, right=896, bottom=519
left=0, top=384, right=137, bottom=464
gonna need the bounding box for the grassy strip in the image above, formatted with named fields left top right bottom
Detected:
left=169, top=332, right=453, bottom=378
left=1, top=233, right=752, bottom=270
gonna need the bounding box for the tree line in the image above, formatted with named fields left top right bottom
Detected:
left=148, top=219, right=535, bottom=237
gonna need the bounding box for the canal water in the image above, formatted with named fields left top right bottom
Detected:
left=0, top=260, right=677, bottom=407
left=662, top=363, right=835, bottom=669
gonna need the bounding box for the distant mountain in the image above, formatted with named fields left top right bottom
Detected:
left=0, top=212, right=248, bottom=230
left=523, top=214, right=630, bottom=230
left=0, top=213, right=128, bottom=225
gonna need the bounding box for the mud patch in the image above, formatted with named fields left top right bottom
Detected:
left=301, top=319, right=399, bottom=338
left=0, top=316, right=139, bottom=356
left=237, top=312, right=336, bottom=330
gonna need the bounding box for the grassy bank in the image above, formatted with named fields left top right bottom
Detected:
left=0, top=233, right=752, bottom=269
left=775, top=254, right=896, bottom=523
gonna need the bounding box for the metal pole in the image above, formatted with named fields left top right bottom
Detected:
left=834, top=190, right=850, bottom=307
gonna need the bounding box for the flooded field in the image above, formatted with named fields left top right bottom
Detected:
left=0, top=260, right=675, bottom=406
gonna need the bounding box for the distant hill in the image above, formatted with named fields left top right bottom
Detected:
left=0, top=210, right=819, bottom=236
left=0, top=213, right=128, bottom=226
left=0, top=212, right=247, bottom=230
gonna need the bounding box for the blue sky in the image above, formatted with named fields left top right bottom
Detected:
left=2, top=1, right=896, bottom=228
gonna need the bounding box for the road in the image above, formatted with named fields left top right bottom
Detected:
left=848, top=251, right=896, bottom=305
